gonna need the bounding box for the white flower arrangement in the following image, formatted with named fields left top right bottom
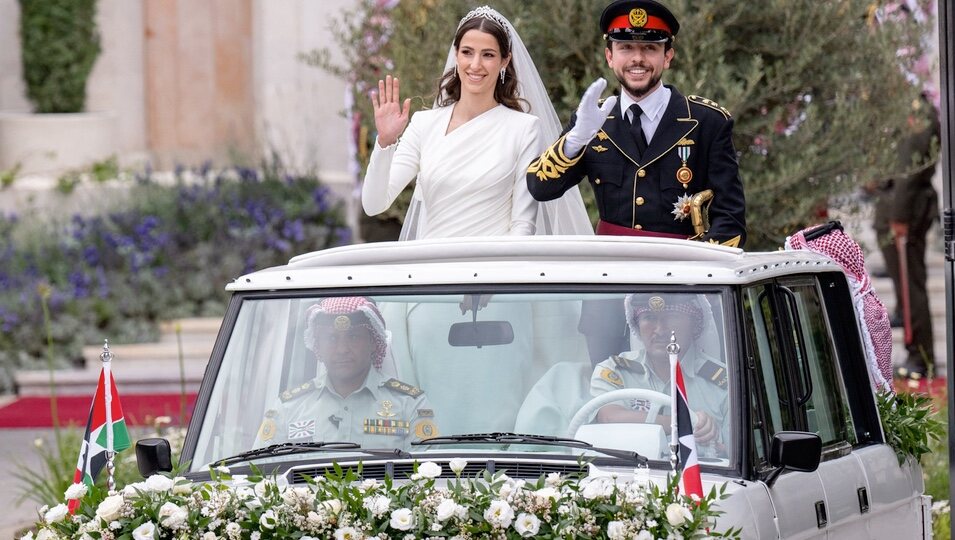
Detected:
left=27, top=462, right=739, bottom=539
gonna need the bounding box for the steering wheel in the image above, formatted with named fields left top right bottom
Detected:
left=567, top=388, right=672, bottom=439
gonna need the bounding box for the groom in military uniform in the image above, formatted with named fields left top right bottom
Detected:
left=527, top=0, right=746, bottom=363
left=527, top=0, right=745, bottom=248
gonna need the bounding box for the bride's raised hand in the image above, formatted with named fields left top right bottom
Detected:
left=371, top=75, right=411, bottom=148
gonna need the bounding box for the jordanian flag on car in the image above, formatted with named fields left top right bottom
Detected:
left=68, top=363, right=130, bottom=512
left=673, top=358, right=704, bottom=500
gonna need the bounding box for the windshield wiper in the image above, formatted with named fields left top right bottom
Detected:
left=217, top=441, right=411, bottom=466
left=411, top=432, right=647, bottom=465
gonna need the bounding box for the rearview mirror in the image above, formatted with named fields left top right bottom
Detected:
left=448, top=320, right=514, bottom=347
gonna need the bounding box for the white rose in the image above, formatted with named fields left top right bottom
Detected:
left=483, top=500, right=514, bottom=529
left=545, top=472, right=562, bottom=486
left=665, top=503, right=692, bottom=527
left=607, top=520, right=627, bottom=540
left=44, top=503, right=69, bottom=523
left=359, top=478, right=379, bottom=491
left=333, top=526, right=360, bottom=540
left=448, top=458, right=467, bottom=475
left=418, top=461, right=442, bottom=479
left=64, top=482, right=89, bottom=501
left=435, top=499, right=460, bottom=522
left=321, top=498, right=343, bottom=515
left=132, top=522, right=156, bottom=540
left=95, top=494, right=125, bottom=522
left=259, top=509, right=277, bottom=530
left=513, top=513, right=540, bottom=537
left=145, top=474, right=174, bottom=492
left=533, top=487, right=559, bottom=502
left=363, top=495, right=391, bottom=517
left=389, top=508, right=414, bottom=531
left=158, top=501, right=188, bottom=528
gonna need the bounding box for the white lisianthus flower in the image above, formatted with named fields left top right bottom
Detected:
left=202, top=532, right=217, bottom=540
left=665, top=503, right=692, bottom=527
left=545, top=472, right=562, bottom=486
left=513, top=513, right=541, bottom=537
left=390, top=508, right=414, bottom=530
left=225, top=522, right=241, bottom=536
left=259, top=509, right=277, bottom=530
left=322, top=498, right=343, bottom=515
left=333, top=526, right=361, bottom=540
left=581, top=477, right=613, bottom=500
left=363, top=495, right=391, bottom=517
left=123, top=482, right=147, bottom=497
left=158, top=501, right=188, bottom=528
left=145, top=474, right=175, bottom=492
left=44, top=503, right=69, bottom=523
left=64, top=482, right=88, bottom=500
left=607, top=520, right=627, bottom=540
left=484, top=500, right=515, bottom=529
left=172, top=477, right=192, bottom=495
left=95, top=494, right=125, bottom=522
left=235, top=486, right=255, bottom=500
left=448, top=458, right=467, bottom=475
left=435, top=499, right=461, bottom=522
left=418, top=461, right=442, bottom=479
left=359, top=478, right=379, bottom=492
left=281, top=486, right=313, bottom=506
left=533, top=486, right=559, bottom=502
left=635, top=530, right=653, bottom=540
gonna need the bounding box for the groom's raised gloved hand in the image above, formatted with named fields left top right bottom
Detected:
left=562, top=78, right=617, bottom=158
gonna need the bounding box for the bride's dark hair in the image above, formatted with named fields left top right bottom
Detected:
left=434, top=15, right=526, bottom=112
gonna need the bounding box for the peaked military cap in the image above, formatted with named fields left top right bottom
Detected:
left=600, top=0, right=680, bottom=43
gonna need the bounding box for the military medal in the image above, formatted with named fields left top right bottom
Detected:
left=671, top=194, right=693, bottom=221
left=676, top=144, right=693, bottom=189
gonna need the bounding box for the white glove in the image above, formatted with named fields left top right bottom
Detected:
left=562, top=78, right=618, bottom=157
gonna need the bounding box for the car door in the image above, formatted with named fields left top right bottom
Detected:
left=742, top=272, right=929, bottom=539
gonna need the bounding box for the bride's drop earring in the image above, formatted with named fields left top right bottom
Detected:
left=500, top=68, right=506, bottom=83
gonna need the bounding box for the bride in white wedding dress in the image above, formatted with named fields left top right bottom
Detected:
left=361, top=6, right=591, bottom=434
left=361, top=6, right=592, bottom=239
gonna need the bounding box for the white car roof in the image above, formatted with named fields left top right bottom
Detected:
left=226, top=236, right=839, bottom=291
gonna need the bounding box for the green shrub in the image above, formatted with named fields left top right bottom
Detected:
left=18, top=0, right=101, bottom=113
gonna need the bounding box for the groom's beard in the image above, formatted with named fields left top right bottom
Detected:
left=614, top=68, right=663, bottom=101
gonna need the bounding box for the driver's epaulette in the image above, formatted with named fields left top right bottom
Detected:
left=280, top=381, right=315, bottom=402
left=385, top=378, right=423, bottom=397
left=612, top=355, right=645, bottom=375
left=697, top=360, right=728, bottom=389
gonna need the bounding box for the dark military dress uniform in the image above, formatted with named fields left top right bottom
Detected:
left=527, top=87, right=746, bottom=248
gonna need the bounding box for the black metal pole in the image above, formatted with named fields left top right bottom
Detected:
left=939, top=1, right=955, bottom=538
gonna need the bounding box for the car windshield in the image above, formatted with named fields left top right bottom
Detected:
left=189, top=290, right=734, bottom=470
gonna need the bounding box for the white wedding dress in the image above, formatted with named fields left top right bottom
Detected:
left=362, top=104, right=541, bottom=238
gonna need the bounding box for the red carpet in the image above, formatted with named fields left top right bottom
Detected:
left=0, top=394, right=197, bottom=428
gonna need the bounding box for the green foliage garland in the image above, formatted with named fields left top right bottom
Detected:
left=877, top=390, right=945, bottom=465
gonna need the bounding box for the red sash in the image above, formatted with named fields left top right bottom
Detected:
left=596, top=220, right=687, bottom=239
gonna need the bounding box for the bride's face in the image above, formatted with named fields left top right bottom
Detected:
left=455, top=29, right=510, bottom=99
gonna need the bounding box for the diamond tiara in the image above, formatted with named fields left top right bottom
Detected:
left=458, top=5, right=512, bottom=46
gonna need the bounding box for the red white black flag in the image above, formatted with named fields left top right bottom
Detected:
left=673, top=357, right=704, bottom=500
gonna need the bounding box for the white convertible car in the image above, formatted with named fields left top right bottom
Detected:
left=137, top=235, right=930, bottom=539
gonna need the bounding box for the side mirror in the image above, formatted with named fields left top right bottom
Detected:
left=448, top=321, right=514, bottom=347
left=764, top=431, right=822, bottom=487
left=136, top=438, right=173, bottom=478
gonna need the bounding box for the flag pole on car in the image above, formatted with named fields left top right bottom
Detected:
left=669, top=331, right=704, bottom=501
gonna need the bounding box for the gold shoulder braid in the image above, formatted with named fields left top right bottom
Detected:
left=385, top=378, right=423, bottom=397
left=528, top=133, right=584, bottom=181
left=280, top=381, right=315, bottom=402
left=687, top=95, right=731, bottom=119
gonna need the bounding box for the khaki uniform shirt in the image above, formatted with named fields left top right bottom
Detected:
left=589, top=348, right=729, bottom=444
left=255, top=369, right=438, bottom=450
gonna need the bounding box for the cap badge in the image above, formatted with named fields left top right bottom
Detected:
left=648, top=296, right=666, bottom=311
left=334, top=315, right=352, bottom=331
left=629, top=8, right=648, bottom=28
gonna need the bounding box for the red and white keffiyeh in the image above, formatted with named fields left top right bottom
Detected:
left=785, top=223, right=893, bottom=391
left=304, top=296, right=388, bottom=369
